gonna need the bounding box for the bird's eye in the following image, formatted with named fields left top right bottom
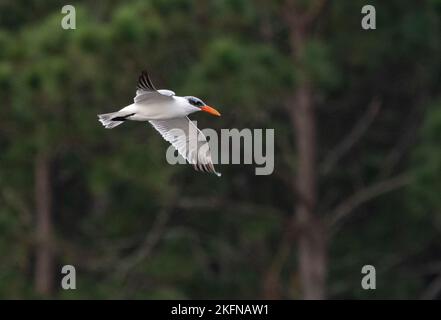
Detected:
left=188, top=97, right=204, bottom=107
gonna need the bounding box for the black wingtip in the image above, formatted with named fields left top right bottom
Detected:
left=137, top=69, right=157, bottom=91
left=192, top=161, right=221, bottom=176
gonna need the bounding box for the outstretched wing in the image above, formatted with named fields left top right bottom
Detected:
left=134, top=70, right=175, bottom=103
left=149, top=117, right=221, bottom=176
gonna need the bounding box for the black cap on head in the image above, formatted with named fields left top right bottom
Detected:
left=185, top=96, right=205, bottom=107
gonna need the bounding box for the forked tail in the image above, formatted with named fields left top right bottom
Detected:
left=97, top=112, right=130, bottom=129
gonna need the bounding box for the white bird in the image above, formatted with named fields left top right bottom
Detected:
left=98, top=70, right=221, bottom=176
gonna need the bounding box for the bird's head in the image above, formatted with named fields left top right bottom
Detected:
left=185, top=96, right=221, bottom=117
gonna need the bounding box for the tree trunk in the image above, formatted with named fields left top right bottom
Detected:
left=289, top=83, right=327, bottom=300
left=284, top=0, right=328, bottom=298
left=34, top=151, right=54, bottom=296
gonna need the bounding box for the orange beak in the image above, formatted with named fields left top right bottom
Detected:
left=200, top=105, right=221, bottom=117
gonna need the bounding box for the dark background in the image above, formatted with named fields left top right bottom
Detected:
left=0, top=0, right=440, bottom=299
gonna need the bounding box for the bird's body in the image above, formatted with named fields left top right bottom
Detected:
left=119, top=94, right=199, bottom=121
left=98, top=71, right=221, bottom=176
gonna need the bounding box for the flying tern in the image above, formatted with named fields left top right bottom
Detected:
left=98, top=70, right=221, bottom=176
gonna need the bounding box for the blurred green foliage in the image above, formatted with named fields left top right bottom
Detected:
left=0, top=0, right=440, bottom=299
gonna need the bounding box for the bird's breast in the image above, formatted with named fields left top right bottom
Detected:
left=129, top=100, right=189, bottom=120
